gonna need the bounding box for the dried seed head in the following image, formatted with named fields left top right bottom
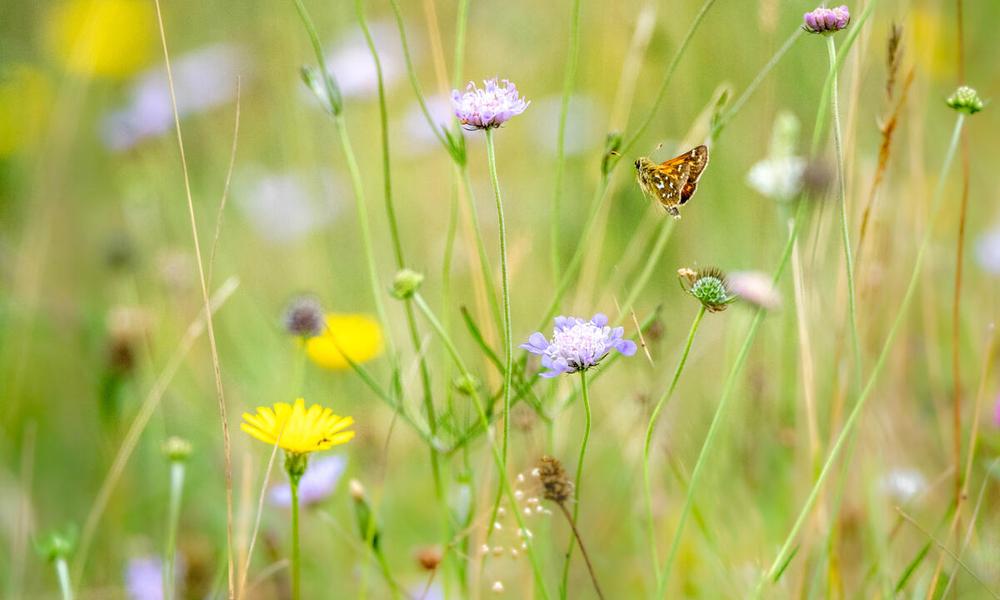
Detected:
left=536, top=455, right=573, bottom=504
left=283, top=296, right=325, bottom=338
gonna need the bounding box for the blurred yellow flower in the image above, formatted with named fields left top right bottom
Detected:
left=46, top=0, right=154, bottom=78
left=909, top=8, right=954, bottom=80
left=0, top=66, right=52, bottom=157
left=241, top=398, right=355, bottom=455
left=304, top=313, right=383, bottom=370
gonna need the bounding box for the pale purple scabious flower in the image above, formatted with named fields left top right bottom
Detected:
left=451, top=78, right=530, bottom=130
left=975, top=228, right=1000, bottom=274
left=269, top=455, right=347, bottom=507
left=125, top=556, right=183, bottom=600
left=728, top=271, right=783, bottom=311
left=521, top=313, right=637, bottom=378
left=101, top=44, right=248, bottom=151
left=802, top=5, right=850, bottom=34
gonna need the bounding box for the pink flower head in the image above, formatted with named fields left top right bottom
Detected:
left=803, top=5, right=850, bottom=35
left=451, top=78, right=529, bottom=130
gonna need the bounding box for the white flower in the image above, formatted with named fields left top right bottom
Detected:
left=746, top=156, right=806, bottom=201
left=975, top=227, right=1000, bottom=274
left=880, top=468, right=926, bottom=503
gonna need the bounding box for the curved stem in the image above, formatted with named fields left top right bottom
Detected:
left=484, top=129, right=514, bottom=525
left=557, top=502, right=605, bottom=600
left=561, top=371, right=593, bottom=598
left=827, top=36, right=862, bottom=389
left=755, top=113, right=966, bottom=597
left=290, top=479, right=301, bottom=600
left=411, top=293, right=551, bottom=599
left=643, top=305, right=705, bottom=584
left=657, top=200, right=806, bottom=599
left=551, top=0, right=584, bottom=278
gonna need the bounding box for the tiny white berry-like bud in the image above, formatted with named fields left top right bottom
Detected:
left=514, top=489, right=524, bottom=500
left=531, top=468, right=541, bottom=477
left=491, top=546, right=503, bottom=557
left=510, top=548, right=519, bottom=559
left=480, top=544, right=490, bottom=554
left=497, top=507, right=506, bottom=518
left=517, top=474, right=525, bottom=483
left=527, top=497, right=539, bottom=505
left=520, top=541, right=528, bottom=549
left=493, top=521, right=502, bottom=531
left=523, top=507, right=533, bottom=516
left=492, top=581, right=505, bottom=593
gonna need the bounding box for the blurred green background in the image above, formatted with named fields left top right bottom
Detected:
left=2, top=0, right=1000, bottom=598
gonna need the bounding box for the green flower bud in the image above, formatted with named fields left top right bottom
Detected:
left=162, top=436, right=193, bottom=463
left=946, top=86, right=984, bottom=115
left=391, top=269, right=424, bottom=300
left=679, top=267, right=735, bottom=312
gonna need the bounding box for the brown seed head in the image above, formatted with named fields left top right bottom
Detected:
left=536, top=456, right=573, bottom=504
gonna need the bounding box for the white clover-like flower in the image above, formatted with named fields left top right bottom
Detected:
left=747, top=156, right=806, bottom=201
left=451, top=77, right=529, bottom=130
left=880, top=468, right=926, bottom=503
left=522, top=313, right=636, bottom=378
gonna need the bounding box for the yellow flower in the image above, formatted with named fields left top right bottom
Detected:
left=0, top=66, right=52, bottom=158
left=46, top=0, right=154, bottom=78
left=304, top=313, right=383, bottom=370
left=241, top=398, right=355, bottom=455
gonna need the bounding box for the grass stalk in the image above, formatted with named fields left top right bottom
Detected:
left=560, top=370, right=593, bottom=598
left=551, top=0, right=584, bottom=278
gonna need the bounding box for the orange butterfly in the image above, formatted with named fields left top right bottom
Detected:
left=634, top=145, right=709, bottom=218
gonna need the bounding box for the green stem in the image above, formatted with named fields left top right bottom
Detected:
left=355, top=0, right=445, bottom=535
left=561, top=371, right=593, bottom=598
left=55, top=558, right=73, bottom=600
left=615, top=219, right=676, bottom=324
left=657, top=199, right=806, bottom=598
left=484, top=129, right=515, bottom=525
left=755, top=113, right=966, bottom=596
left=411, top=293, right=551, bottom=600
left=459, top=166, right=504, bottom=330
left=551, top=0, right=584, bottom=278
left=827, top=35, right=862, bottom=388
left=643, top=304, right=705, bottom=584
left=452, top=0, right=469, bottom=90
left=163, top=461, right=186, bottom=600
left=290, top=478, right=301, bottom=600
left=619, top=0, right=718, bottom=156
left=334, top=115, right=393, bottom=355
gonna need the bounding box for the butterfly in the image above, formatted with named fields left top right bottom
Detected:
left=634, top=144, right=709, bottom=219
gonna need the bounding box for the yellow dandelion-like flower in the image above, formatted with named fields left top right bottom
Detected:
left=241, top=398, right=355, bottom=455
left=304, top=313, right=383, bottom=370
left=46, top=0, right=154, bottom=78
left=0, top=65, right=52, bottom=158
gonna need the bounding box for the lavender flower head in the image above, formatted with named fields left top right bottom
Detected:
left=521, top=313, right=636, bottom=378
left=451, top=78, right=529, bottom=130
left=269, top=454, right=347, bottom=507
left=802, top=5, right=850, bottom=34
left=125, top=556, right=183, bottom=600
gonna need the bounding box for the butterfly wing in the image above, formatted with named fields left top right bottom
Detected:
left=669, top=145, right=709, bottom=204
left=643, top=160, right=690, bottom=212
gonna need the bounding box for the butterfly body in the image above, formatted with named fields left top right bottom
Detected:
left=634, top=145, right=709, bottom=218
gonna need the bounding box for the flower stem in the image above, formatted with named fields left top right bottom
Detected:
left=643, top=304, right=705, bottom=584
left=333, top=114, right=393, bottom=356
left=657, top=199, right=806, bottom=599
left=754, top=113, right=967, bottom=597
left=163, top=461, right=186, bottom=600
left=551, top=0, right=584, bottom=278
left=556, top=501, right=605, bottom=600
left=54, top=558, right=73, bottom=600
left=827, top=35, right=862, bottom=389
left=484, top=129, right=514, bottom=526
left=290, top=478, right=301, bottom=600
left=560, top=370, right=593, bottom=598
left=411, top=293, right=551, bottom=599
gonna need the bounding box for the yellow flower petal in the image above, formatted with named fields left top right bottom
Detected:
left=240, top=398, right=355, bottom=455
left=305, top=313, right=383, bottom=370
left=46, top=0, right=154, bottom=78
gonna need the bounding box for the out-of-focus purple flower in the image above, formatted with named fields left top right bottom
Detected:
left=451, top=78, right=529, bottom=130
left=994, top=393, right=1000, bottom=427
left=101, top=44, right=248, bottom=151
left=399, top=94, right=461, bottom=153
left=270, top=454, right=347, bottom=507
left=521, top=313, right=636, bottom=378
left=125, top=556, right=183, bottom=600
left=233, top=168, right=341, bottom=244
left=802, top=5, right=850, bottom=35
left=728, top=271, right=783, bottom=311
left=526, top=94, right=603, bottom=157
left=975, top=228, right=1000, bottom=275
left=324, top=22, right=403, bottom=100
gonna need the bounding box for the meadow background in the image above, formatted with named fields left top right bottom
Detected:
left=2, top=0, right=1000, bottom=598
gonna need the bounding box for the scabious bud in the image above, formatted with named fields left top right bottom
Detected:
left=162, top=436, right=193, bottom=462
left=283, top=296, right=325, bottom=338
left=35, top=525, right=77, bottom=562
left=451, top=373, right=481, bottom=396
left=679, top=267, right=735, bottom=312
left=390, top=269, right=424, bottom=300
left=946, top=86, right=984, bottom=115
left=802, top=5, right=850, bottom=35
